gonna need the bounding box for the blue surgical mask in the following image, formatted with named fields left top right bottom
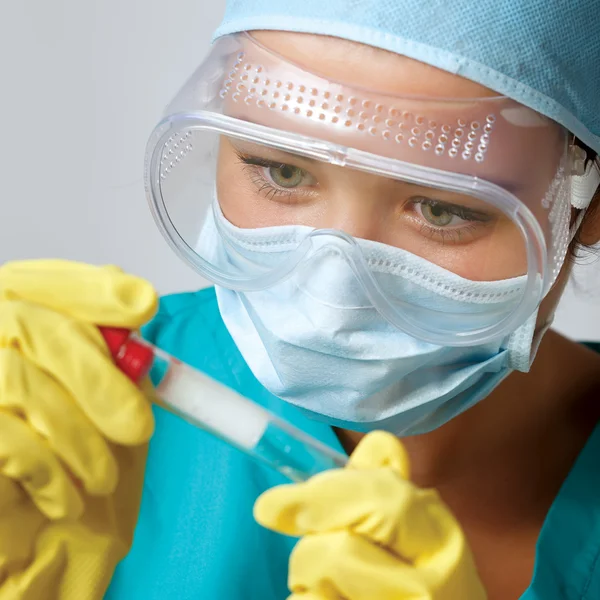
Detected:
left=204, top=206, right=542, bottom=436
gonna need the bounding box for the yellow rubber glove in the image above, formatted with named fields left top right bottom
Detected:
left=254, top=431, right=487, bottom=600
left=0, top=260, right=158, bottom=599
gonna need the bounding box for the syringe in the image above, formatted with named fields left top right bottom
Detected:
left=100, top=327, right=348, bottom=482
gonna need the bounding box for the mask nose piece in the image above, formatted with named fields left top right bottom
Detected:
left=308, top=228, right=359, bottom=248
left=294, top=232, right=374, bottom=309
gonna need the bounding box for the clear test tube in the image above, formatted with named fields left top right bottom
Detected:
left=100, top=327, right=348, bottom=482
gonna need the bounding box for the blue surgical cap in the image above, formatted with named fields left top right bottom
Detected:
left=214, top=0, right=600, bottom=154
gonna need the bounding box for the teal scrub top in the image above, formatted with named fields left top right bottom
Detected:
left=105, top=288, right=600, bottom=600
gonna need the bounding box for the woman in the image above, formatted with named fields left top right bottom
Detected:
left=1, top=1, right=599, bottom=599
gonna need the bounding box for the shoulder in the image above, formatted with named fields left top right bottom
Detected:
left=144, top=287, right=221, bottom=341
left=528, top=421, right=600, bottom=599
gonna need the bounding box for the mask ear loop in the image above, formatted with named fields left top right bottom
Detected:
left=569, top=155, right=600, bottom=242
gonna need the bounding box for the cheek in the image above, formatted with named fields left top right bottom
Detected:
left=216, top=151, right=262, bottom=228
left=441, top=230, right=527, bottom=281
left=400, top=222, right=528, bottom=281
left=217, top=171, right=278, bottom=228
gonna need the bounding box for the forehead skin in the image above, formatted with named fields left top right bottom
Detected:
left=251, top=31, right=500, bottom=100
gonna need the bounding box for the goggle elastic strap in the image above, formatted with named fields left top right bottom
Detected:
left=569, top=158, right=600, bottom=242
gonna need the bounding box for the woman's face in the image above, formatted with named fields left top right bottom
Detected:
left=216, top=31, right=600, bottom=330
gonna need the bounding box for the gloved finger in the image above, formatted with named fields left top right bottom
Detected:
left=0, top=411, right=83, bottom=520
left=0, top=475, right=46, bottom=582
left=347, top=431, right=410, bottom=479
left=0, top=349, right=118, bottom=495
left=0, top=260, right=158, bottom=328
left=0, top=473, right=23, bottom=513
left=0, top=301, right=154, bottom=445
left=0, top=519, right=126, bottom=600
left=289, top=531, right=430, bottom=600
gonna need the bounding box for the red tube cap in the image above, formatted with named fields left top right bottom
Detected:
left=99, top=327, right=154, bottom=383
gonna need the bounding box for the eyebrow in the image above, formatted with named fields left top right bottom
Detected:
left=233, top=142, right=319, bottom=165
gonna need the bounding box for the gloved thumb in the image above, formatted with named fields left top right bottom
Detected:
left=348, top=431, right=411, bottom=479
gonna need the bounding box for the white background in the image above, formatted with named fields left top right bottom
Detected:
left=1, top=0, right=599, bottom=340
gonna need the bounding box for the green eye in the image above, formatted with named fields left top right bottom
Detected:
left=420, top=202, right=454, bottom=227
left=269, top=164, right=306, bottom=188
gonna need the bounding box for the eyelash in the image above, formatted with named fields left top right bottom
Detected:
left=416, top=198, right=489, bottom=223
left=412, top=199, right=491, bottom=243
left=236, top=154, right=308, bottom=202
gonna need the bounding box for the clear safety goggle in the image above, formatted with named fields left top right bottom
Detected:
left=145, top=33, right=599, bottom=346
